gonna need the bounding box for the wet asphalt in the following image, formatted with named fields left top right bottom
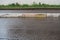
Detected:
left=0, top=17, right=60, bottom=40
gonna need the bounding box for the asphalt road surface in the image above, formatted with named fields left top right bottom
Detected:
left=0, top=17, right=60, bottom=40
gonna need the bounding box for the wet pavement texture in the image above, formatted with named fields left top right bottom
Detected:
left=0, top=18, right=60, bottom=40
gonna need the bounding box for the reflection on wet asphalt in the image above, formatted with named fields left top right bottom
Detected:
left=0, top=18, right=60, bottom=40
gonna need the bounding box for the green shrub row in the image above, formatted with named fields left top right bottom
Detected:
left=0, top=2, right=60, bottom=8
